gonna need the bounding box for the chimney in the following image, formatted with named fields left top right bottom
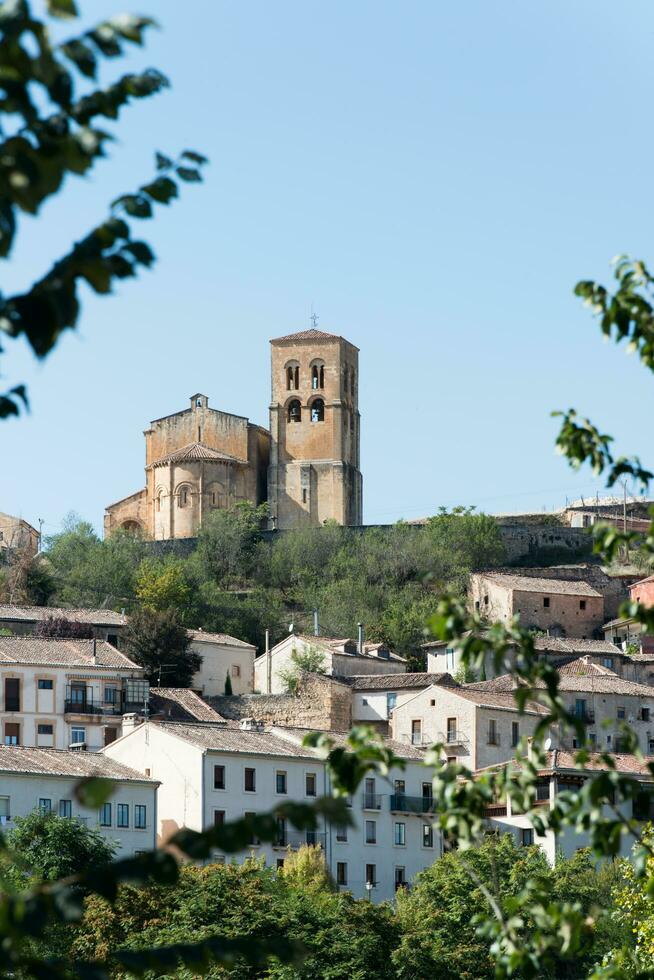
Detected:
left=121, top=713, right=144, bottom=736
left=92, top=637, right=97, bottom=664
left=357, top=623, right=364, bottom=655
left=313, top=609, right=320, bottom=637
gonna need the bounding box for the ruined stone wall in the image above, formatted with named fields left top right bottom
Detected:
left=209, top=672, right=352, bottom=731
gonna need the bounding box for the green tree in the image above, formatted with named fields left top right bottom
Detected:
left=278, top=644, right=327, bottom=694
left=191, top=503, right=268, bottom=587
left=6, top=810, right=115, bottom=883
left=135, top=556, right=191, bottom=614
left=123, top=606, right=201, bottom=686
left=0, top=1, right=206, bottom=420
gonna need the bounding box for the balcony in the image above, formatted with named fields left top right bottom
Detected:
left=362, top=793, right=382, bottom=810
left=574, top=709, right=595, bottom=725
left=64, top=695, right=124, bottom=717
left=390, top=794, right=434, bottom=814
left=273, top=831, right=326, bottom=850
left=437, top=730, right=468, bottom=747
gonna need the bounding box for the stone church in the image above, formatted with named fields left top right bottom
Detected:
left=104, top=328, right=363, bottom=538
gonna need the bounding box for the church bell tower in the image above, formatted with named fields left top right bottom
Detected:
left=267, top=327, right=363, bottom=529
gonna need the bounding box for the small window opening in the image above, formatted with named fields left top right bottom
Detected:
left=286, top=365, right=300, bottom=390
left=302, top=488, right=307, bottom=504
left=579, top=599, right=586, bottom=610
left=288, top=399, right=301, bottom=423
left=543, top=597, right=550, bottom=608
left=178, top=487, right=189, bottom=508
left=196, top=398, right=202, bottom=407
left=311, top=398, right=325, bottom=422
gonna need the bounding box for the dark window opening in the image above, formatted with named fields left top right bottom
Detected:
left=579, top=600, right=586, bottom=610
left=5, top=679, right=20, bottom=712
left=543, top=597, right=550, bottom=608
left=287, top=399, right=301, bottom=423
left=286, top=365, right=299, bottom=390
left=311, top=398, right=325, bottom=422
left=311, top=364, right=325, bottom=389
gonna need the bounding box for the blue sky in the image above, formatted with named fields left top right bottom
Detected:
left=3, top=1, right=654, bottom=536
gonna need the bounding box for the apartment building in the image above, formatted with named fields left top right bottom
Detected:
left=349, top=672, right=456, bottom=734
left=390, top=683, right=549, bottom=769
left=103, top=719, right=439, bottom=901
left=0, top=605, right=128, bottom=646
left=0, top=637, right=147, bottom=750
left=189, top=629, right=256, bottom=696
left=470, top=572, right=604, bottom=639
left=480, top=750, right=654, bottom=863
left=469, top=659, right=654, bottom=754
left=0, top=745, right=158, bottom=856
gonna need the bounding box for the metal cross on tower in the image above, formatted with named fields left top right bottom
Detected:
left=310, top=309, right=319, bottom=328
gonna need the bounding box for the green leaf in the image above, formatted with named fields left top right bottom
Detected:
left=61, top=40, right=97, bottom=79
left=47, top=0, right=79, bottom=17
left=141, top=176, right=178, bottom=204
left=181, top=150, right=209, bottom=165
left=176, top=166, right=202, bottom=182
left=74, top=777, right=114, bottom=808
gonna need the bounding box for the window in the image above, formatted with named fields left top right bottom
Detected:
left=589, top=732, right=597, bottom=747
left=394, top=779, right=406, bottom=796
left=71, top=727, right=86, bottom=745
left=422, top=781, right=433, bottom=806
left=100, top=803, right=111, bottom=826
left=411, top=719, right=422, bottom=745
left=446, top=648, right=455, bottom=671
left=394, top=822, right=406, bottom=846
left=104, top=727, right=118, bottom=746
left=37, top=679, right=53, bottom=690
left=213, top=809, right=225, bottom=827
left=244, top=768, right=256, bottom=792
left=386, top=692, right=397, bottom=718
left=579, top=600, right=586, bottom=610
left=365, top=820, right=377, bottom=844
left=4, top=723, right=19, bottom=745
left=364, top=777, right=378, bottom=809
left=59, top=799, right=72, bottom=819
left=488, top=719, right=499, bottom=745
left=642, top=707, right=651, bottom=722
left=617, top=705, right=626, bottom=720
left=244, top=812, right=259, bottom=846
left=543, top=596, right=551, bottom=608
left=395, top=866, right=406, bottom=891
left=276, top=817, right=287, bottom=846
left=276, top=858, right=284, bottom=870
left=336, top=824, right=348, bottom=842
left=133, top=805, right=146, bottom=829
left=521, top=828, right=534, bottom=847
left=511, top=722, right=520, bottom=747
left=287, top=399, right=301, bottom=423
left=5, top=678, right=20, bottom=712
left=104, top=686, right=119, bottom=705
left=286, top=364, right=299, bottom=390
left=117, top=804, right=129, bottom=828
left=446, top=717, right=457, bottom=743
left=422, top=824, right=434, bottom=848
left=602, top=657, right=614, bottom=669
left=276, top=771, right=287, bottom=794
left=336, top=862, right=348, bottom=886
left=311, top=364, right=325, bottom=389
left=0, top=797, right=10, bottom=821
left=231, top=664, right=241, bottom=678
left=178, top=485, right=189, bottom=508
left=365, top=864, right=376, bottom=886
left=310, top=398, right=325, bottom=422
left=39, top=799, right=52, bottom=813
left=214, top=765, right=225, bottom=790
left=305, top=773, right=316, bottom=797
left=37, top=724, right=53, bottom=736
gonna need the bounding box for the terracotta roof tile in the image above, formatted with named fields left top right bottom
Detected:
left=149, top=442, right=245, bottom=468
left=0, top=745, right=156, bottom=782
left=0, top=605, right=127, bottom=627
left=155, top=721, right=317, bottom=757
left=149, top=688, right=226, bottom=722
left=469, top=665, right=654, bottom=697
left=447, top=687, right=548, bottom=715
left=347, top=672, right=457, bottom=691
left=0, top=637, right=140, bottom=670
left=269, top=726, right=427, bottom=761
left=270, top=328, right=346, bottom=344
left=480, top=573, right=602, bottom=598
left=189, top=630, right=255, bottom=649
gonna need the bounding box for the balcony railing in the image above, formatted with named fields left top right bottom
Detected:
left=64, top=699, right=123, bottom=716
left=390, top=794, right=434, bottom=814
left=273, top=831, right=326, bottom=850
left=437, top=730, right=468, bottom=747
left=362, top=793, right=382, bottom=810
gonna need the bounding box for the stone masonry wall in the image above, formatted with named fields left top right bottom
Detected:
left=209, top=672, right=352, bottom=731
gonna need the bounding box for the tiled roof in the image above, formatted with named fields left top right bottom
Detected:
left=632, top=574, right=654, bottom=587
left=480, top=573, right=602, bottom=598
left=0, top=637, right=141, bottom=670
left=477, top=750, right=654, bottom=779
left=288, top=634, right=405, bottom=663
left=270, top=328, right=345, bottom=344
left=155, top=721, right=317, bottom=758
left=0, top=745, right=156, bottom=782
left=629, top=653, right=654, bottom=663
left=189, top=630, right=255, bottom=649
left=348, top=672, right=457, bottom=691
left=534, top=637, right=622, bottom=656
left=149, top=442, right=245, bottom=468
left=0, top=605, right=127, bottom=627
left=148, top=688, right=226, bottom=723
left=270, top=726, right=427, bottom=761
left=447, top=687, right=548, bottom=715
left=556, top=658, right=617, bottom=677
left=469, top=667, right=654, bottom=698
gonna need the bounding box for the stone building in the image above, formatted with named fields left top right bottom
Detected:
left=268, top=328, right=362, bottom=529
left=105, top=328, right=363, bottom=538
left=0, top=513, right=39, bottom=555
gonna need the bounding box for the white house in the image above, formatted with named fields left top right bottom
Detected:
left=0, top=637, right=147, bottom=751
left=480, top=750, right=654, bottom=863
left=188, top=630, right=256, bottom=696
left=0, top=745, right=158, bottom=857
left=349, top=672, right=456, bottom=734
left=103, top=719, right=439, bottom=902
left=390, top=683, right=550, bottom=769
left=255, top=633, right=406, bottom=694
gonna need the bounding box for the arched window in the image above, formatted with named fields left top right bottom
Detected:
left=311, top=398, right=325, bottom=422
left=156, top=490, right=164, bottom=513
left=178, top=485, right=191, bottom=508
left=287, top=399, right=302, bottom=423
left=286, top=363, right=300, bottom=391
left=311, top=363, right=325, bottom=390
left=196, top=398, right=202, bottom=407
